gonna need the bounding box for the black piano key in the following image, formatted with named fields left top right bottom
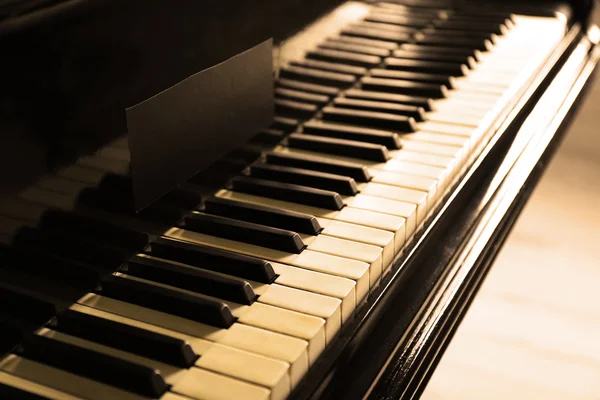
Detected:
left=327, top=35, right=398, bottom=50
left=340, top=26, right=412, bottom=43
left=287, top=132, right=390, bottom=162
left=0, top=320, right=23, bottom=355
left=38, top=209, right=149, bottom=252
left=19, top=334, right=169, bottom=398
left=147, top=237, right=277, bottom=284
left=364, top=13, right=433, bottom=27
left=179, top=213, right=306, bottom=254
left=289, top=59, right=367, bottom=77
left=305, top=48, right=382, bottom=68
left=12, top=227, right=128, bottom=270
left=226, top=146, right=263, bottom=164
left=279, top=66, right=356, bottom=88
left=399, top=43, right=482, bottom=61
left=231, top=176, right=345, bottom=211
left=274, top=88, right=329, bottom=106
left=0, top=284, right=56, bottom=326
left=0, top=382, right=49, bottom=400
left=431, top=19, right=507, bottom=35
left=361, top=76, right=448, bottom=98
left=97, top=274, right=235, bottom=328
left=249, top=163, right=358, bottom=196
left=162, top=188, right=202, bottom=210
left=0, top=245, right=102, bottom=289
left=333, top=97, right=426, bottom=122
left=391, top=49, right=477, bottom=69
left=76, top=187, right=133, bottom=214
left=303, top=120, right=404, bottom=148
left=271, top=116, right=300, bottom=133
left=321, top=106, right=417, bottom=133
left=345, top=88, right=435, bottom=111
left=265, top=152, right=372, bottom=183
left=137, top=200, right=186, bottom=226
left=370, top=68, right=456, bottom=89
left=319, top=40, right=391, bottom=57
left=126, top=255, right=256, bottom=306
left=414, top=33, right=493, bottom=52
left=276, top=79, right=340, bottom=97
left=384, top=57, right=469, bottom=77
left=54, top=308, right=197, bottom=368
left=204, top=196, right=322, bottom=235
left=248, top=129, right=286, bottom=146
left=274, top=98, right=318, bottom=120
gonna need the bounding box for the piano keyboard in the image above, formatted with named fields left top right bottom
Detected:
left=0, top=1, right=568, bottom=399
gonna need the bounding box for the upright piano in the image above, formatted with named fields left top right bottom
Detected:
left=0, top=0, right=597, bottom=399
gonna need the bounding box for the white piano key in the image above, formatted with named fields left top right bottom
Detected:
left=417, top=121, right=477, bottom=137
left=270, top=261, right=356, bottom=323
left=358, top=182, right=428, bottom=225
left=392, top=150, right=457, bottom=172
left=370, top=171, right=439, bottom=207
left=0, top=355, right=146, bottom=400
left=0, top=370, right=84, bottom=400
left=302, top=234, right=384, bottom=281
left=250, top=283, right=342, bottom=342
left=335, top=206, right=407, bottom=251
left=165, top=227, right=371, bottom=302
left=423, top=111, right=485, bottom=128
left=238, top=302, right=325, bottom=364
left=369, top=160, right=450, bottom=193
left=219, top=324, right=308, bottom=386
left=402, top=131, right=471, bottom=148
left=346, top=194, right=417, bottom=237
left=317, top=218, right=395, bottom=266
left=399, top=140, right=465, bottom=159
left=172, top=368, right=270, bottom=400
left=195, top=343, right=291, bottom=400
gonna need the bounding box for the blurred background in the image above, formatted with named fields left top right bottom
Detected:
left=421, top=9, right=600, bottom=400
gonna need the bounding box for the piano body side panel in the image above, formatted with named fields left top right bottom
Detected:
left=285, top=16, right=598, bottom=400
left=366, top=26, right=600, bottom=400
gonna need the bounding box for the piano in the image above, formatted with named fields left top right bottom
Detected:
left=0, top=0, right=597, bottom=399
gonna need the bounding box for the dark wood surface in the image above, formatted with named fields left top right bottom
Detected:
left=422, top=12, right=600, bottom=400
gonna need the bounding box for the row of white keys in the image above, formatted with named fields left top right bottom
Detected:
left=0, top=320, right=278, bottom=400
left=113, top=265, right=343, bottom=345
left=214, top=188, right=405, bottom=254
left=0, top=369, right=85, bottom=400
left=165, top=227, right=371, bottom=303
left=265, top=18, right=566, bottom=240
left=36, top=326, right=291, bottom=400
left=73, top=293, right=310, bottom=399
left=139, top=250, right=358, bottom=325
left=192, top=209, right=386, bottom=281
left=272, top=146, right=439, bottom=215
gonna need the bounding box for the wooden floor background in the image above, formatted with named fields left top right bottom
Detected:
left=421, top=25, right=600, bottom=400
